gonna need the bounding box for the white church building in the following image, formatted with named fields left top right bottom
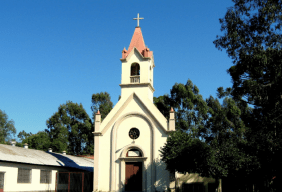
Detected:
left=93, top=14, right=176, bottom=192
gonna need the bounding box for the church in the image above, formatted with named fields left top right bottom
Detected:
left=93, top=14, right=176, bottom=192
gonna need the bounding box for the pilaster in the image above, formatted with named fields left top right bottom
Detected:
left=93, top=111, right=102, bottom=191
left=169, top=107, right=175, bottom=131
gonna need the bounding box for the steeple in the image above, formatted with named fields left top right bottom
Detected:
left=120, top=16, right=155, bottom=102
left=121, top=27, right=153, bottom=59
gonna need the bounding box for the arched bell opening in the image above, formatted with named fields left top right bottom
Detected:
left=130, top=63, right=140, bottom=83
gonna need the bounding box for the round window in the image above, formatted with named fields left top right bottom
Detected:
left=129, top=128, right=140, bottom=140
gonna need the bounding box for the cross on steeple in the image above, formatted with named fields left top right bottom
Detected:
left=133, top=13, right=144, bottom=27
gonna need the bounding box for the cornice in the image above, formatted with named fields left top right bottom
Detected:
left=92, top=132, right=102, bottom=136
left=119, top=83, right=155, bottom=92
left=119, top=157, right=148, bottom=161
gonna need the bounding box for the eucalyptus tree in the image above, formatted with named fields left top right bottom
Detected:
left=214, top=0, right=282, bottom=189
left=46, top=101, right=92, bottom=155
left=0, top=109, right=16, bottom=144
left=91, top=92, right=113, bottom=121
left=45, top=92, right=113, bottom=155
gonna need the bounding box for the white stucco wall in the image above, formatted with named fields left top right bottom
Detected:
left=98, top=125, right=111, bottom=191
left=0, top=162, right=70, bottom=192
left=97, top=93, right=171, bottom=192
left=121, top=50, right=153, bottom=85
left=120, top=49, right=154, bottom=103
left=154, top=126, right=170, bottom=192
left=121, top=85, right=154, bottom=103
left=115, top=115, right=152, bottom=190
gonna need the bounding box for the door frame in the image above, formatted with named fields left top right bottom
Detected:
left=125, top=161, right=143, bottom=191
left=119, top=144, right=148, bottom=192
left=120, top=158, right=147, bottom=192
left=0, top=172, right=5, bottom=192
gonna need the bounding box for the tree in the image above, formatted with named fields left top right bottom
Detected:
left=214, top=0, right=282, bottom=189
left=0, top=109, right=16, bottom=144
left=154, top=79, right=208, bottom=134
left=91, top=92, right=113, bottom=121
left=170, top=80, right=208, bottom=134
left=45, top=92, right=113, bottom=155
left=17, top=130, right=32, bottom=142
left=21, top=131, right=50, bottom=151
left=202, top=96, right=255, bottom=182
left=160, top=129, right=212, bottom=176
left=158, top=79, right=259, bottom=191
left=160, top=94, right=252, bottom=177
left=153, top=95, right=171, bottom=119
left=46, top=101, right=93, bottom=155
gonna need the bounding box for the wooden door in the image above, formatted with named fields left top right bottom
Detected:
left=0, top=172, right=4, bottom=192
left=125, top=162, right=142, bottom=191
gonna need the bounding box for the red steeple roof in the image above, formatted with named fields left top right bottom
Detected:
left=122, top=27, right=153, bottom=59
left=128, top=27, right=146, bottom=54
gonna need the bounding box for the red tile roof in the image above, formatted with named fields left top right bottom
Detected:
left=122, top=27, right=153, bottom=59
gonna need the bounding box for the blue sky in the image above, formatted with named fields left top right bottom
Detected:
left=0, top=0, right=235, bottom=139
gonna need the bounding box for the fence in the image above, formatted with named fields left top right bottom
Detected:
left=55, top=172, right=93, bottom=192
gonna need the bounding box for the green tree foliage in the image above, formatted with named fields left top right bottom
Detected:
left=17, top=130, right=32, bottom=142
left=154, top=80, right=208, bottom=134
left=46, top=101, right=93, bottom=155
left=160, top=92, right=252, bottom=180
left=158, top=80, right=260, bottom=192
left=21, top=131, right=50, bottom=151
left=160, top=129, right=212, bottom=176
left=0, top=109, right=16, bottom=144
left=214, top=0, right=282, bottom=188
left=91, top=92, right=113, bottom=121
left=170, top=80, right=208, bottom=134
left=153, top=95, right=171, bottom=119
left=44, top=92, right=113, bottom=155
left=203, top=96, right=254, bottom=179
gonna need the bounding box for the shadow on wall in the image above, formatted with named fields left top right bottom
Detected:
left=154, top=158, right=171, bottom=192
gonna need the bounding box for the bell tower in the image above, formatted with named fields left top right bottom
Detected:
left=120, top=14, right=155, bottom=102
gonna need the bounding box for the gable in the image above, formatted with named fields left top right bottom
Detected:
left=100, top=92, right=168, bottom=135
left=122, top=47, right=150, bottom=63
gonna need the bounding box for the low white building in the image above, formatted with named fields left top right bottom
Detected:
left=0, top=143, right=93, bottom=192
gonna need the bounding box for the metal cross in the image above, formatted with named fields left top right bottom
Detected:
left=133, top=13, right=144, bottom=27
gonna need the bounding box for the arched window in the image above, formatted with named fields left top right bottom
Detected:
left=126, top=149, right=142, bottom=157
left=131, top=63, right=140, bottom=76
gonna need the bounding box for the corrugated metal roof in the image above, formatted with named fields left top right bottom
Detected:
left=0, top=144, right=93, bottom=172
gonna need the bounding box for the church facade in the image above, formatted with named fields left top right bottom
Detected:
left=93, top=16, right=175, bottom=192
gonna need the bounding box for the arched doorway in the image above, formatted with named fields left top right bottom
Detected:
left=125, top=149, right=143, bottom=191
left=119, top=145, right=147, bottom=192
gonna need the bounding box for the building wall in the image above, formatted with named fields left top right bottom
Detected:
left=0, top=161, right=71, bottom=192
left=121, top=50, right=152, bottom=85
left=97, top=96, right=170, bottom=192
left=120, top=51, right=154, bottom=103
left=121, top=85, right=154, bottom=103
left=170, top=173, right=217, bottom=192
